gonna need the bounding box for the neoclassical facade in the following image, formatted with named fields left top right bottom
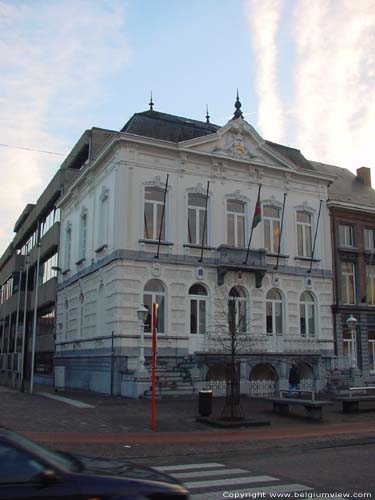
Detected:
left=55, top=103, right=335, bottom=396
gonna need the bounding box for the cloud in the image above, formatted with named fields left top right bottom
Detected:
left=0, top=0, right=131, bottom=253
left=293, top=0, right=375, bottom=172
left=245, top=0, right=285, bottom=143
left=245, top=0, right=374, bottom=175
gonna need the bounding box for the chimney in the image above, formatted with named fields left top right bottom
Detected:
left=356, top=166, right=372, bottom=187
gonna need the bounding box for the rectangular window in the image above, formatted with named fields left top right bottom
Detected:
left=296, top=211, right=312, bottom=257
left=227, top=200, right=245, bottom=247
left=339, top=224, right=354, bottom=247
left=342, top=262, right=356, bottom=304
left=367, top=265, right=375, bottom=305
left=368, top=331, right=375, bottom=372
left=144, top=188, right=166, bottom=241
left=263, top=206, right=280, bottom=253
left=187, top=193, right=207, bottom=245
left=364, top=228, right=375, bottom=250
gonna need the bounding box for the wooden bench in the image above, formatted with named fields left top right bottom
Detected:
left=336, top=386, right=375, bottom=413
left=270, top=391, right=331, bottom=420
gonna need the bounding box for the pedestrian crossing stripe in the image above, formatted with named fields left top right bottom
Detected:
left=155, top=462, right=225, bottom=471
left=172, top=468, right=251, bottom=479
left=156, top=462, right=314, bottom=499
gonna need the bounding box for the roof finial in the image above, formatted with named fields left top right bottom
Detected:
left=233, top=89, right=243, bottom=119
left=205, top=105, right=210, bottom=124
left=149, top=91, right=154, bottom=111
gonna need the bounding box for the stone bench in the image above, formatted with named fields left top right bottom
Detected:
left=270, top=397, right=332, bottom=420
left=336, top=386, right=375, bottom=413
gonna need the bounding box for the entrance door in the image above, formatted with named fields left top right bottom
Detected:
left=188, top=284, right=208, bottom=354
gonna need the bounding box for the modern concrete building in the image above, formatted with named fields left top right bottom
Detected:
left=55, top=99, right=336, bottom=397
left=0, top=127, right=112, bottom=388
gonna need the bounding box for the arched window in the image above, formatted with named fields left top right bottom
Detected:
left=263, top=206, right=281, bottom=254
left=300, top=291, right=316, bottom=336
left=79, top=212, right=87, bottom=260
left=144, top=187, right=166, bottom=241
left=187, top=193, right=207, bottom=245
left=266, top=289, right=283, bottom=334
left=296, top=211, right=312, bottom=257
left=228, top=286, right=247, bottom=334
left=189, top=284, right=208, bottom=334
left=64, top=226, right=72, bottom=270
left=143, top=279, right=166, bottom=333
left=227, top=200, right=245, bottom=247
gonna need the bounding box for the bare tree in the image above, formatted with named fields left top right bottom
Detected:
left=207, top=284, right=252, bottom=420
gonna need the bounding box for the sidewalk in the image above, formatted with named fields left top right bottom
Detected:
left=1, top=385, right=375, bottom=459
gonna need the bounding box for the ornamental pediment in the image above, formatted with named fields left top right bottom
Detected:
left=179, top=118, right=297, bottom=171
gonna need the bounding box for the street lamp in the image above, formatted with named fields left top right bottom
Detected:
left=346, top=314, right=357, bottom=369
left=137, top=305, right=148, bottom=372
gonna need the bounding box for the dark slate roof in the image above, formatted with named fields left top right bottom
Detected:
left=121, top=110, right=219, bottom=143
left=311, top=161, right=375, bottom=208
left=265, top=140, right=314, bottom=171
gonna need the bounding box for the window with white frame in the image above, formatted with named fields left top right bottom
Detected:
left=296, top=211, right=312, bottom=257
left=187, top=193, right=207, bottom=245
left=98, top=189, right=109, bottom=247
left=263, top=206, right=281, bottom=254
left=189, top=284, right=208, bottom=334
left=79, top=212, right=87, bottom=260
left=266, top=288, right=283, bottom=335
left=364, top=228, right=375, bottom=250
left=300, top=291, right=316, bottom=336
left=143, top=279, right=166, bottom=333
left=339, top=224, right=354, bottom=247
left=368, top=331, right=375, bottom=372
left=64, top=226, right=72, bottom=270
left=226, top=200, right=245, bottom=247
left=367, top=265, right=375, bottom=305
left=144, top=187, right=166, bottom=241
left=341, top=261, right=356, bottom=304
left=228, top=286, right=247, bottom=334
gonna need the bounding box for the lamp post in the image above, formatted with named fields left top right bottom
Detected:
left=136, top=305, right=148, bottom=372
left=346, top=314, right=357, bottom=369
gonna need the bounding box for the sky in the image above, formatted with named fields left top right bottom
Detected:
left=0, top=0, right=374, bottom=254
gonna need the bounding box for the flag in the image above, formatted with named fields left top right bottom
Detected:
left=252, top=186, right=262, bottom=228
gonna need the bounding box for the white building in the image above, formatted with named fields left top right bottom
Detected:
left=56, top=99, right=335, bottom=397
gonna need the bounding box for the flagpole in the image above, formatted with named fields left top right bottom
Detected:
left=155, top=174, right=169, bottom=259
left=244, top=184, right=262, bottom=265
left=307, top=199, right=323, bottom=273
left=199, top=181, right=210, bottom=263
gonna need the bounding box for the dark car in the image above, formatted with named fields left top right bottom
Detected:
left=0, top=428, right=189, bottom=499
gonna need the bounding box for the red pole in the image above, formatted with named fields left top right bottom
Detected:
left=151, top=302, right=157, bottom=431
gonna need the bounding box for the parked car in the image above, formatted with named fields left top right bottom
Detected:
left=0, top=427, right=189, bottom=499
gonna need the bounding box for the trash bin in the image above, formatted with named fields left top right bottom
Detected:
left=198, top=389, right=212, bottom=417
